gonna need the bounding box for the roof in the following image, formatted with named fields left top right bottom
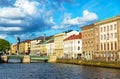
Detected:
left=95, top=15, right=120, bottom=25
left=64, top=32, right=82, bottom=41
left=81, top=24, right=94, bottom=30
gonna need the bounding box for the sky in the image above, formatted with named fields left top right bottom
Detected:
left=0, top=0, right=120, bottom=44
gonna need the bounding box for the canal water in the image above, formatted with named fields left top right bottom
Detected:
left=0, top=63, right=120, bottom=79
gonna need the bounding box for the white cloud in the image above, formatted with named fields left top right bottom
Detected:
left=52, top=25, right=59, bottom=29
left=0, top=27, right=22, bottom=31
left=52, top=10, right=98, bottom=29
left=62, top=10, right=98, bottom=25
left=14, top=0, right=39, bottom=16
left=0, top=0, right=40, bottom=25
left=52, top=25, right=65, bottom=29
left=0, top=7, right=25, bottom=19
left=82, top=10, right=98, bottom=21
left=0, top=18, right=22, bottom=24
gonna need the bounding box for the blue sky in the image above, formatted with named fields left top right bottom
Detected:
left=0, top=0, right=120, bottom=43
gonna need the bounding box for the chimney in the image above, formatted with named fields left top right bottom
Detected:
left=43, top=33, right=46, bottom=41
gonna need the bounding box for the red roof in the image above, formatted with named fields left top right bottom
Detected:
left=64, top=32, right=82, bottom=41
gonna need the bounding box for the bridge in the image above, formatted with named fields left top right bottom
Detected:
left=0, top=55, right=50, bottom=63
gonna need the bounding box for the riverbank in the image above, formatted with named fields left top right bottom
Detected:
left=56, top=59, right=120, bottom=69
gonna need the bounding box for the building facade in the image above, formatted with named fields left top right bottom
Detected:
left=54, top=33, right=65, bottom=58
left=40, top=44, right=47, bottom=55
left=19, top=42, right=25, bottom=54
left=81, top=24, right=94, bottom=60
left=24, top=40, right=31, bottom=54
left=30, top=39, right=41, bottom=55
left=46, top=42, right=54, bottom=56
left=94, top=15, right=120, bottom=61
left=46, top=37, right=54, bottom=56
left=64, top=33, right=82, bottom=59
left=10, top=44, right=17, bottom=55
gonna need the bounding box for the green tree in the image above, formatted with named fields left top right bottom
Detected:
left=0, top=39, right=10, bottom=52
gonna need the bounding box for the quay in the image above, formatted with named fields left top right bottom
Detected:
left=56, top=59, right=120, bottom=69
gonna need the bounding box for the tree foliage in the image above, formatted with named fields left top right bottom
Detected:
left=0, top=39, right=10, bottom=51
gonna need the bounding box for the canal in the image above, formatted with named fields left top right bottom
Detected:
left=0, top=63, right=120, bottom=79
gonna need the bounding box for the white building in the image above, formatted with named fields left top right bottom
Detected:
left=64, top=33, right=82, bottom=59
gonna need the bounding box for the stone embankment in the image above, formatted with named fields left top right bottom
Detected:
left=56, top=59, right=120, bottom=69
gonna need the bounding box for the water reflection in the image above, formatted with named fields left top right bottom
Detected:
left=0, top=63, right=120, bottom=79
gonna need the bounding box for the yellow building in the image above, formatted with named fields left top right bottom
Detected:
left=24, top=40, right=31, bottom=54
left=39, top=36, right=54, bottom=56
left=54, top=33, right=65, bottom=58
left=19, top=42, right=25, bottom=54
left=10, top=44, right=17, bottom=55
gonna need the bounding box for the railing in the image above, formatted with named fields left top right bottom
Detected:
left=8, top=55, right=24, bottom=59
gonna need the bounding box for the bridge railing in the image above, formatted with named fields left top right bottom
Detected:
left=7, top=55, right=24, bottom=59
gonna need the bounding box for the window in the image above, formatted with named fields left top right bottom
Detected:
left=104, top=43, right=106, bottom=50
left=101, top=27, right=102, bottom=32
left=107, top=43, right=109, bottom=50
left=110, top=25, right=113, bottom=30
left=111, top=42, right=113, bottom=50
left=78, top=46, right=80, bottom=50
left=78, top=41, right=80, bottom=43
left=104, top=27, right=106, bottom=32
left=107, top=26, right=109, bottom=31
left=114, top=24, right=117, bottom=29
left=104, top=34, right=106, bottom=40
left=97, top=45, right=99, bottom=51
